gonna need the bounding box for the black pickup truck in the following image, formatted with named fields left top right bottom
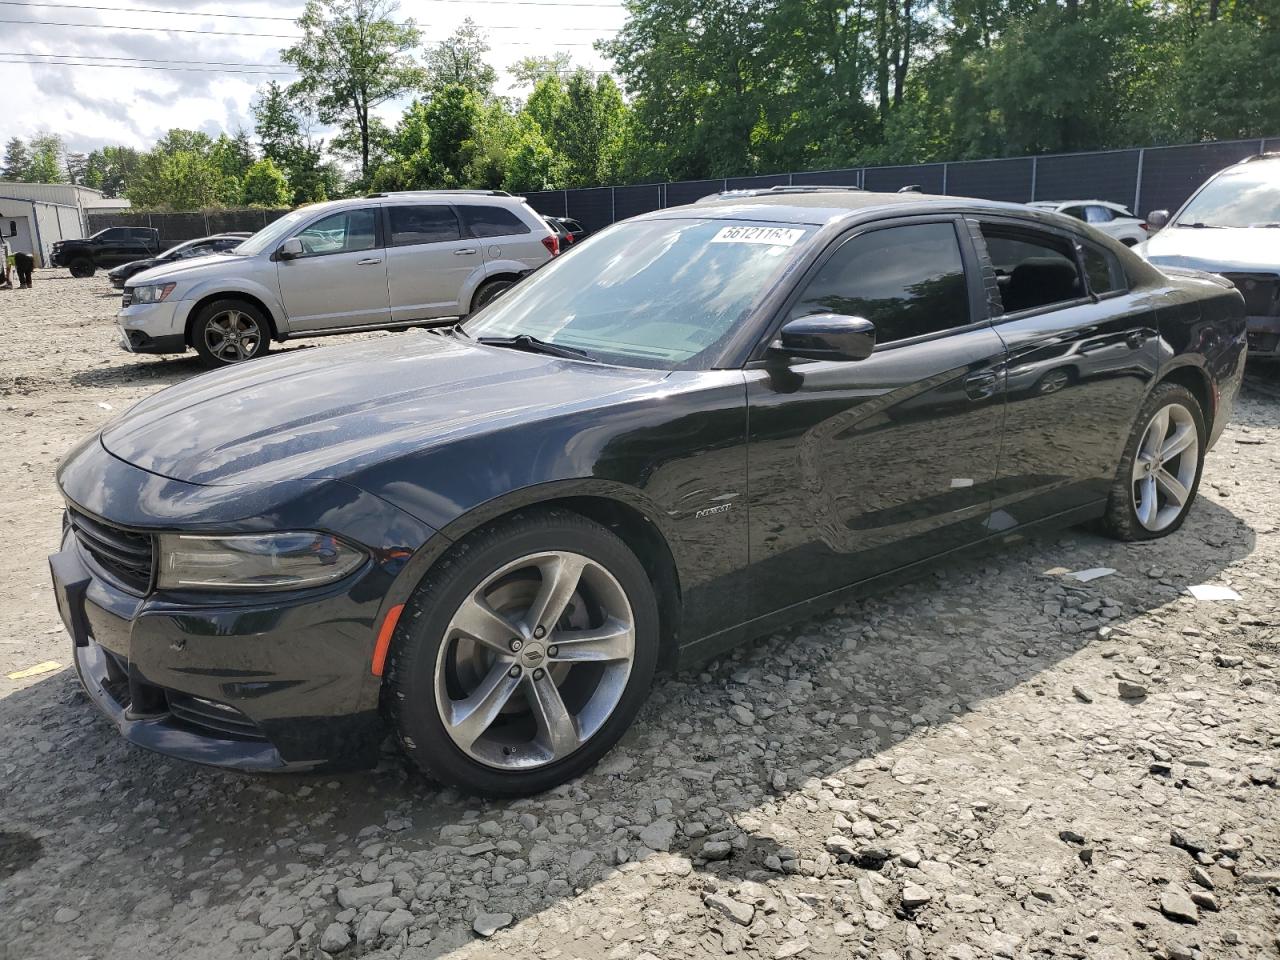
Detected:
left=51, top=227, right=161, bottom=278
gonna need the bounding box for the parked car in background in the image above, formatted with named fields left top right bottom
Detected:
left=1137, top=153, right=1280, bottom=360
left=1028, top=200, right=1149, bottom=245
left=51, top=226, right=161, bottom=277
left=107, top=233, right=252, bottom=289
left=52, top=189, right=1245, bottom=795
left=118, top=191, right=558, bottom=367
left=548, top=216, right=588, bottom=245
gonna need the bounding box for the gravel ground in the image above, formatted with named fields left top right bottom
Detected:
left=1, top=270, right=1278, bottom=960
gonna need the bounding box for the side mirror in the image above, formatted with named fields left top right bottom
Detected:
left=773, top=314, right=876, bottom=362
left=1146, top=210, right=1169, bottom=230
left=277, top=237, right=304, bottom=260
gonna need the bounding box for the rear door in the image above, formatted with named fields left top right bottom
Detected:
left=458, top=203, right=547, bottom=271
left=383, top=203, right=479, bottom=321
left=276, top=207, right=391, bottom=331
left=744, top=216, right=1008, bottom=615
left=975, top=217, right=1159, bottom=523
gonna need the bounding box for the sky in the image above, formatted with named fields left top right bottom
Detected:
left=3, top=0, right=624, bottom=154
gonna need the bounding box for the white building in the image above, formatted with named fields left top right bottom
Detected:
left=0, top=182, right=131, bottom=267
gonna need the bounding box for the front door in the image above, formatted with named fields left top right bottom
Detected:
left=746, top=218, right=1007, bottom=616
left=383, top=203, right=479, bottom=321
left=277, top=207, right=390, bottom=332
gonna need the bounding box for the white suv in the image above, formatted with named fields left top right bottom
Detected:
left=118, top=191, right=559, bottom=367
left=1028, top=200, right=1150, bottom=245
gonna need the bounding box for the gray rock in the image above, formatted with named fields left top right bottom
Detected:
left=705, top=892, right=755, bottom=925
left=261, top=926, right=295, bottom=951
left=639, top=819, right=677, bottom=852
left=1071, top=685, right=1093, bottom=703
left=1118, top=680, right=1148, bottom=700
left=53, top=907, right=79, bottom=924
left=320, top=922, right=351, bottom=953
left=356, top=910, right=389, bottom=945
left=381, top=908, right=415, bottom=937
left=473, top=912, right=513, bottom=937
left=1240, top=870, right=1280, bottom=885
left=337, top=881, right=394, bottom=910
left=1191, top=865, right=1214, bottom=889
left=702, top=840, right=733, bottom=861
left=901, top=884, right=933, bottom=910
left=730, top=705, right=755, bottom=726
left=1160, top=890, right=1199, bottom=924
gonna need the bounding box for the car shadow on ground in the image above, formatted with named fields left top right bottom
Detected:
left=0, top=496, right=1257, bottom=958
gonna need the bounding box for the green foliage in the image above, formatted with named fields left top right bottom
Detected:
left=25, top=133, right=66, bottom=183
left=282, top=0, right=424, bottom=181
left=241, top=158, right=292, bottom=207
left=503, top=114, right=565, bottom=191
left=424, top=18, right=498, bottom=98
left=83, top=146, right=142, bottom=198
left=2, top=137, right=28, bottom=180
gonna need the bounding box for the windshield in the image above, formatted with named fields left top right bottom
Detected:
left=232, top=209, right=311, bottom=256
left=1175, top=167, right=1280, bottom=228
left=461, top=218, right=812, bottom=369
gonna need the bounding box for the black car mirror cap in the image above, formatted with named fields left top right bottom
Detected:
left=772, top=314, right=877, bottom=362
left=276, top=238, right=304, bottom=261
left=1146, top=209, right=1170, bottom=229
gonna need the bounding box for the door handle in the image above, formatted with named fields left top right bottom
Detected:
left=454, top=248, right=478, bottom=256
left=964, top=371, right=1000, bottom=400
left=357, top=257, right=383, bottom=266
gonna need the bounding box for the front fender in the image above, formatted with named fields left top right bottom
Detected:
left=175, top=278, right=288, bottom=336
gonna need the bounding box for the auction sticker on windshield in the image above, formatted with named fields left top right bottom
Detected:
left=710, top=226, right=806, bottom=246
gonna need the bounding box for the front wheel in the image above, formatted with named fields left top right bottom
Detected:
left=384, top=509, right=659, bottom=796
left=191, top=299, right=270, bottom=368
left=69, top=258, right=95, bottom=278
left=1100, top=383, right=1205, bottom=541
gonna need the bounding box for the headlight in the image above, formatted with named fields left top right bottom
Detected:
left=156, top=532, right=365, bottom=591
left=131, top=282, right=177, bottom=304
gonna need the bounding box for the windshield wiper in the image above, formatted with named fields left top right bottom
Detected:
left=1176, top=221, right=1223, bottom=229
left=478, top=334, right=599, bottom=363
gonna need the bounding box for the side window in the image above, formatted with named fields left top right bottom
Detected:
left=388, top=205, right=461, bottom=246
left=1082, top=243, right=1126, bottom=295
left=979, top=223, right=1084, bottom=314
left=132, top=228, right=155, bottom=239
left=1061, top=206, right=1088, bottom=222
left=458, top=205, right=531, bottom=239
left=789, top=221, right=970, bottom=345
left=294, top=209, right=378, bottom=256
left=1085, top=205, right=1114, bottom=223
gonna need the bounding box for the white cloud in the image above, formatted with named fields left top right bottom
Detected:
left=5, top=0, right=623, bottom=153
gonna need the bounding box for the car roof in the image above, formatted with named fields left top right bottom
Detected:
left=1030, top=199, right=1131, bottom=210
left=637, top=189, right=1081, bottom=228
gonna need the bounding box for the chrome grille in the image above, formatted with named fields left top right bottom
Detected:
left=1222, top=273, right=1279, bottom=317
left=67, top=508, right=154, bottom=593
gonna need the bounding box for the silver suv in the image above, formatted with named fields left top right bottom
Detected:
left=118, top=191, right=559, bottom=366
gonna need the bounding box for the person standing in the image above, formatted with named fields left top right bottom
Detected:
left=13, top=251, right=33, bottom=287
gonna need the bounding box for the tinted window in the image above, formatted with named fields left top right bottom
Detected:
left=1084, top=205, right=1114, bottom=223
left=459, top=205, right=531, bottom=238
left=1082, top=243, right=1124, bottom=295
left=295, top=209, right=378, bottom=256
left=1061, top=206, right=1088, bottom=222
left=980, top=224, right=1084, bottom=314
left=388, top=205, right=460, bottom=246
left=788, top=222, right=970, bottom=345
left=131, top=228, right=155, bottom=239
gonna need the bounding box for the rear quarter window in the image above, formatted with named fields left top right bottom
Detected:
left=459, top=205, right=532, bottom=239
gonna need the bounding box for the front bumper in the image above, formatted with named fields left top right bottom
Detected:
left=50, top=439, right=441, bottom=772
left=117, top=299, right=186, bottom=354
left=1245, top=315, right=1280, bottom=358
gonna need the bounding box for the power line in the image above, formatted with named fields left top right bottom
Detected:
left=3, top=16, right=300, bottom=36
left=0, top=57, right=294, bottom=73
left=3, top=49, right=293, bottom=68
left=0, top=0, right=627, bottom=18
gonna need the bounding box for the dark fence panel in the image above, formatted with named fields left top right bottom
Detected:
left=947, top=158, right=1035, bottom=202
left=84, top=212, right=138, bottom=234
left=1035, top=150, right=1140, bottom=208
left=1266, top=138, right=1280, bottom=153
left=864, top=163, right=944, bottom=194
left=665, top=179, right=723, bottom=206
left=1138, top=139, right=1262, bottom=215
left=613, top=184, right=662, bottom=221
left=725, top=173, right=790, bottom=190
left=791, top=168, right=861, bottom=187
left=565, top=187, right=613, bottom=234
left=521, top=191, right=566, bottom=219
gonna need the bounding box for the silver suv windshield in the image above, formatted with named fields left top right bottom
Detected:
left=460, top=218, right=813, bottom=370
left=233, top=209, right=311, bottom=256
left=1175, top=165, right=1280, bottom=228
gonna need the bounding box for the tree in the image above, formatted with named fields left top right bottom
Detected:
left=65, top=152, right=88, bottom=185
left=127, top=150, right=223, bottom=209
left=242, top=158, right=292, bottom=206
left=26, top=133, right=65, bottom=183
left=510, top=52, right=573, bottom=89
left=503, top=114, right=563, bottom=191
left=2, top=137, right=28, bottom=180
left=282, top=0, right=424, bottom=182
left=424, top=18, right=497, bottom=97
left=83, top=146, right=142, bottom=198
left=423, top=84, right=482, bottom=185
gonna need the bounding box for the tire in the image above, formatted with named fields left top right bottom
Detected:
left=191, top=299, right=271, bottom=368
left=1099, top=383, right=1206, bottom=541
left=470, top=277, right=515, bottom=313
left=69, top=259, right=95, bottom=278
left=384, top=508, right=660, bottom=796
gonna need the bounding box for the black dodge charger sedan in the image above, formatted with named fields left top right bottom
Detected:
left=51, top=189, right=1246, bottom=795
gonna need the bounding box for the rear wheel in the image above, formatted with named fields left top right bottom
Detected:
left=1100, top=383, right=1205, bottom=541
left=384, top=509, right=659, bottom=796
left=69, top=258, right=95, bottom=278
left=191, top=299, right=270, bottom=368
left=470, top=277, right=515, bottom=313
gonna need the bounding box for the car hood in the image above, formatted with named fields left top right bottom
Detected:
left=1138, top=227, right=1280, bottom=272
left=129, top=253, right=240, bottom=287
left=100, top=333, right=668, bottom=486
left=111, top=258, right=158, bottom=276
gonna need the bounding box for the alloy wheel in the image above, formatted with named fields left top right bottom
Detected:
left=203, top=310, right=261, bottom=363
left=1131, top=401, right=1199, bottom=532
left=434, top=550, right=635, bottom=770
